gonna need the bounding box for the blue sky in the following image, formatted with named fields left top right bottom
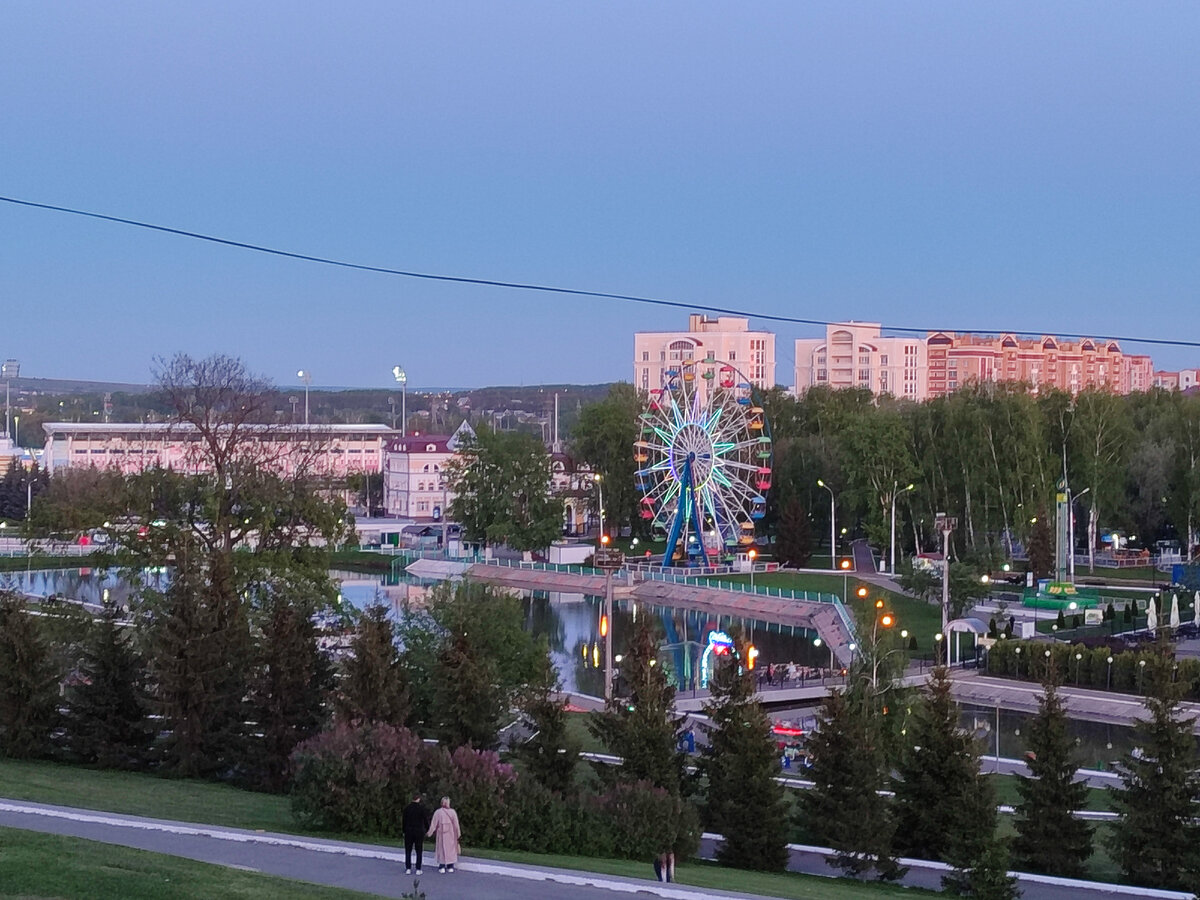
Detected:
left=3, top=2, right=1198, bottom=389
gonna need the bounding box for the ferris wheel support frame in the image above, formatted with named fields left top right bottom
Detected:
left=661, top=453, right=711, bottom=567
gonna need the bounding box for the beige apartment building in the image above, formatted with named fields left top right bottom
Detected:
left=633, top=315, right=775, bottom=398
left=794, top=324, right=1154, bottom=399
left=793, top=322, right=927, bottom=400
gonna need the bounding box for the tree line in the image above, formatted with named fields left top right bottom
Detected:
left=571, top=381, right=1200, bottom=566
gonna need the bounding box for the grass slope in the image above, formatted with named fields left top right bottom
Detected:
left=0, top=827, right=380, bottom=900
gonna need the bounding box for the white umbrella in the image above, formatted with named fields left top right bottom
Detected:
left=1170, top=593, right=1181, bottom=630
left=1147, top=596, right=1158, bottom=634
left=1195, top=591, right=1200, bottom=628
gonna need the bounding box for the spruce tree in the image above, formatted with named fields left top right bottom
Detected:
left=0, top=591, right=60, bottom=759
left=892, top=667, right=996, bottom=863
left=65, top=600, right=152, bottom=769
left=775, top=497, right=814, bottom=568
left=797, top=688, right=902, bottom=879
left=1012, top=663, right=1093, bottom=876
left=514, top=656, right=579, bottom=795
left=143, top=547, right=249, bottom=777
left=1107, top=658, right=1200, bottom=891
left=336, top=601, right=408, bottom=726
left=588, top=618, right=687, bottom=795
left=247, top=584, right=332, bottom=791
left=700, top=630, right=788, bottom=871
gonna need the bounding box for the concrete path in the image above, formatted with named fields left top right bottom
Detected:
left=0, top=798, right=780, bottom=900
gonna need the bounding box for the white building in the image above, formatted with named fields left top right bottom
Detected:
left=634, top=315, right=775, bottom=399
left=382, top=421, right=474, bottom=521
left=794, top=322, right=926, bottom=400
left=41, top=422, right=395, bottom=477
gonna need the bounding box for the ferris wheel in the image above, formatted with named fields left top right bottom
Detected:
left=634, top=361, right=772, bottom=566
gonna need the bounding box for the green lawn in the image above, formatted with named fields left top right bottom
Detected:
left=471, top=848, right=932, bottom=899
left=0, top=554, right=104, bottom=572
left=715, top=571, right=943, bottom=654
left=0, top=759, right=294, bottom=833
left=0, top=827, right=383, bottom=900
left=985, top=772, right=1111, bottom=812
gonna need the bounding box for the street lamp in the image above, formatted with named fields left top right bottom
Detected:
left=592, top=473, right=605, bottom=541
left=817, top=479, right=836, bottom=571
left=1107, top=655, right=1114, bottom=690
left=296, top=370, right=312, bottom=425
left=748, top=548, right=757, bottom=591
left=935, top=513, right=958, bottom=638
left=1068, top=486, right=1091, bottom=581
left=890, top=482, right=915, bottom=576
left=1, top=359, right=17, bottom=441
left=391, top=365, right=407, bottom=436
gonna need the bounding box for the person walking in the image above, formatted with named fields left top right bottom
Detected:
left=427, top=796, right=461, bottom=873
left=401, top=793, right=431, bottom=876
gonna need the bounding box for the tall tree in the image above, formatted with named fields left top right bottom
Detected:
left=700, top=630, right=788, bottom=871
left=0, top=591, right=60, bottom=759
left=335, top=601, right=408, bottom=726
left=1108, top=658, right=1200, bottom=891
left=774, top=496, right=814, bottom=568
left=447, top=428, right=560, bottom=553
left=892, top=667, right=997, bottom=863
left=571, top=383, right=642, bottom=534
left=65, top=600, right=152, bottom=769
left=1027, top=508, right=1054, bottom=580
left=796, top=687, right=903, bottom=879
left=513, top=655, right=579, bottom=795
left=247, top=580, right=332, bottom=792
left=588, top=618, right=687, bottom=795
left=1012, top=663, right=1094, bottom=877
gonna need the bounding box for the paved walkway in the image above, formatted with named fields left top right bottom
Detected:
left=0, top=798, right=779, bottom=900
left=0, top=797, right=1184, bottom=900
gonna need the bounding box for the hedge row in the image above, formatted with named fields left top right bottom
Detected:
left=986, top=639, right=1200, bottom=696
left=289, top=721, right=699, bottom=859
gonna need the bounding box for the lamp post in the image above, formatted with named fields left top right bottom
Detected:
left=935, top=513, right=958, bottom=638
left=1, top=359, right=17, bottom=441
left=1106, top=655, right=1114, bottom=690
left=1014, top=645, right=1022, bottom=678
left=12, top=415, right=18, bottom=447
left=1068, top=487, right=1091, bottom=582
left=890, top=481, right=915, bottom=576
left=817, top=479, right=836, bottom=571
left=592, top=473, right=605, bottom=540
left=748, top=548, right=757, bottom=591
left=391, top=366, right=407, bottom=436
left=296, top=370, right=311, bottom=425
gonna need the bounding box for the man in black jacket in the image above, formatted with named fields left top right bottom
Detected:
left=402, top=794, right=432, bottom=875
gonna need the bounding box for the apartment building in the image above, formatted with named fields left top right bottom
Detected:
left=634, top=315, right=775, bottom=399
left=794, top=322, right=926, bottom=400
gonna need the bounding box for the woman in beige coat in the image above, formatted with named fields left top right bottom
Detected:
left=426, top=796, right=461, bottom=873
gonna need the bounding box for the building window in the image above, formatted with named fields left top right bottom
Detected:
left=859, top=354, right=870, bottom=365
left=642, top=351, right=649, bottom=361
left=729, top=351, right=736, bottom=361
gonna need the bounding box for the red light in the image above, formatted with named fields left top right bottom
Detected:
left=601, top=535, right=610, bottom=545
left=599, top=615, right=608, bottom=637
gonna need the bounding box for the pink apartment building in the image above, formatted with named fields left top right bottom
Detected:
left=794, top=324, right=1154, bottom=399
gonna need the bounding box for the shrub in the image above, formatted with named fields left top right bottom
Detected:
left=589, top=780, right=701, bottom=860
left=290, top=721, right=428, bottom=834
left=429, top=745, right=516, bottom=849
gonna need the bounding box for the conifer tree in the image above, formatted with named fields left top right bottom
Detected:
left=1012, top=663, right=1093, bottom=877
left=1108, top=658, right=1200, bottom=891
left=143, top=545, right=251, bottom=776
left=247, top=583, right=332, bottom=791
left=0, top=591, right=60, bottom=759
left=336, top=601, right=408, bottom=726
left=796, top=687, right=902, bottom=879
left=588, top=618, right=687, bottom=795
left=514, top=656, right=579, bottom=795
left=65, top=600, right=152, bottom=769
left=700, top=630, right=788, bottom=871
left=775, top=497, right=814, bottom=568
left=892, top=667, right=996, bottom=863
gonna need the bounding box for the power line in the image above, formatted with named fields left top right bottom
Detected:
left=3, top=193, right=1198, bottom=350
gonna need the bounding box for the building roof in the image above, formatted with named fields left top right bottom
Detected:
left=42, top=422, right=396, bottom=437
